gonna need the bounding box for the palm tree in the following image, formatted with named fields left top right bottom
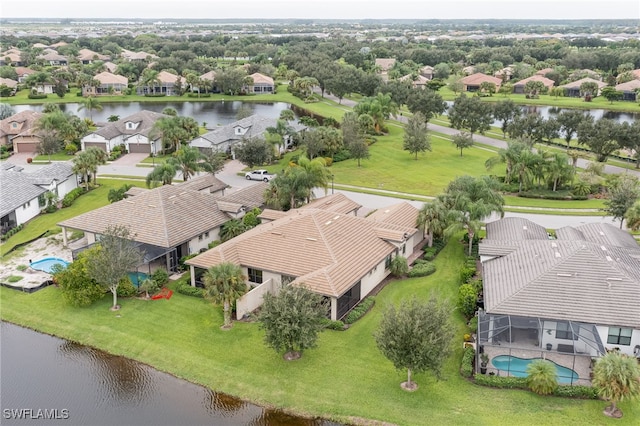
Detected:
left=625, top=201, right=640, bottom=231
left=545, top=152, right=574, bottom=192
left=85, top=147, right=108, bottom=183
left=416, top=200, right=450, bottom=248
left=202, top=262, right=247, bottom=329
left=72, top=151, right=93, bottom=190
left=107, top=115, right=120, bottom=122
left=167, top=146, right=203, bottom=181
left=592, top=351, right=640, bottom=418
left=141, top=69, right=160, bottom=95
left=290, top=154, right=331, bottom=204
left=219, top=219, right=247, bottom=242
left=146, top=163, right=177, bottom=187
left=77, top=96, right=103, bottom=122
left=266, top=119, right=294, bottom=158
left=485, top=140, right=528, bottom=185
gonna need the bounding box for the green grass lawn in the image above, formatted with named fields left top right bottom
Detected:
left=33, top=152, right=76, bottom=162
left=0, top=178, right=146, bottom=256
left=1, top=239, right=636, bottom=425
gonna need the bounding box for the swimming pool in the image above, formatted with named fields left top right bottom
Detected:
left=491, top=355, right=579, bottom=384
left=30, top=258, right=70, bottom=274
left=127, top=272, right=149, bottom=287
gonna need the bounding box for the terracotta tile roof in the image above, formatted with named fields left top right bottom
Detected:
left=92, top=71, right=128, bottom=85
left=77, top=48, right=109, bottom=61
left=366, top=202, right=419, bottom=231
left=58, top=184, right=231, bottom=248
left=14, top=67, right=35, bottom=76
left=299, top=192, right=361, bottom=215
left=375, top=58, right=396, bottom=71
left=200, top=70, right=216, bottom=81
left=460, top=72, right=502, bottom=86
left=214, top=181, right=267, bottom=210
left=250, top=72, right=274, bottom=85
left=513, top=74, right=555, bottom=88
left=187, top=200, right=419, bottom=297
left=559, top=77, right=606, bottom=89
left=0, top=110, right=43, bottom=139
left=92, top=110, right=168, bottom=141
left=535, top=68, right=554, bottom=76
left=157, top=71, right=183, bottom=84
left=179, top=174, right=228, bottom=194
left=258, top=209, right=288, bottom=221
left=0, top=78, right=17, bottom=88
left=615, top=79, right=640, bottom=92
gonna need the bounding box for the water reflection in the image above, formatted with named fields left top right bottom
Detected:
left=1, top=322, right=340, bottom=426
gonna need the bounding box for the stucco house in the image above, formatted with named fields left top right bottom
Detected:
left=512, top=75, right=555, bottom=94
left=0, top=110, right=44, bottom=153
left=121, top=49, right=157, bottom=62
left=39, top=51, right=68, bottom=66
left=14, top=67, right=36, bottom=84
left=615, top=79, right=640, bottom=101
left=1, top=162, right=78, bottom=231
left=58, top=179, right=266, bottom=274
left=460, top=73, right=502, bottom=92
left=399, top=74, right=429, bottom=89
left=560, top=77, right=606, bottom=97
left=77, top=48, right=109, bottom=64
left=136, top=71, right=184, bottom=96
left=190, top=114, right=306, bottom=157
left=186, top=196, right=424, bottom=321
left=198, top=70, right=220, bottom=93
left=80, top=110, right=168, bottom=154
left=0, top=77, right=18, bottom=96
left=82, top=72, right=128, bottom=96
left=477, top=217, right=640, bottom=384
left=247, top=73, right=275, bottom=94
left=419, top=65, right=434, bottom=80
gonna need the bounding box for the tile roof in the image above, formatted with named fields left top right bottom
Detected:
left=484, top=217, right=549, bottom=241
left=375, top=58, right=396, bottom=71
left=299, top=192, right=361, bottom=215
left=178, top=174, right=228, bottom=194
left=213, top=181, right=268, bottom=210
left=92, top=71, right=128, bottom=85
left=250, top=72, right=274, bottom=85
left=615, top=79, right=640, bottom=92
left=481, top=219, right=640, bottom=328
left=92, top=110, right=168, bottom=141
left=513, top=74, right=555, bottom=88
left=58, top=184, right=231, bottom=248
left=0, top=78, right=18, bottom=88
left=187, top=205, right=415, bottom=297
left=23, top=162, right=75, bottom=185
left=0, top=170, right=47, bottom=217
left=366, top=202, right=420, bottom=231
left=460, top=73, right=503, bottom=86
left=0, top=110, right=43, bottom=139
left=200, top=70, right=216, bottom=81
left=559, top=77, right=606, bottom=89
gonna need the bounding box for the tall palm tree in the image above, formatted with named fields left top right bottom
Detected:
left=291, top=154, right=331, bottom=204
left=146, top=163, right=177, bottom=187
left=72, top=151, right=93, bottom=190
left=219, top=219, right=247, bottom=242
left=416, top=200, right=451, bottom=248
left=85, top=146, right=108, bottom=183
left=141, top=69, right=160, bottom=95
left=592, top=351, right=640, bottom=418
left=167, top=146, right=203, bottom=181
left=77, top=96, right=103, bottom=122
left=202, top=262, right=247, bottom=329
left=624, top=201, right=640, bottom=231
left=545, top=152, right=574, bottom=192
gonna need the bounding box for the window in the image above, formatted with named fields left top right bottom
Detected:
left=247, top=268, right=262, bottom=283
left=198, top=234, right=203, bottom=241
left=555, top=322, right=578, bottom=340
left=22, top=201, right=30, bottom=209
left=607, top=327, right=632, bottom=345
left=385, top=254, right=392, bottom=269
left=204, top=231, right=209, bottom=238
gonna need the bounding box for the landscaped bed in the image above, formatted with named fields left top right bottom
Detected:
left=2, top=239, right=637, bottom=425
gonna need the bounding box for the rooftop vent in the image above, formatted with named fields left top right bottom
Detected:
left=168, top=195, right=176, bottom=199
left=305, top=237, right=317, bottom=241
left=606, top=255, right=613, bottom=262
left=325, top=221, right=332, bottom=225
left=606, top=277, right=622, bottom=281
left=555, top=252, right=561, bottom=258
left=523, top=225, right=528, bottom=230
left=601, top=245, right=607, bottom=251
left=271, top=231, right=282, bottom=236
left=334, top=215, right=340, bottom=220
left=148, top=204, right=156, bottom=208
left=599, top=231, right=605, bottom=236
left=551, top=242, right=557, bottom=248
left=557, top=273, right=573, bottom=277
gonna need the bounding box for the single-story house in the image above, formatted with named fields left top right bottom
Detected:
left=186, top=196, right=424, bottom=321
left=0, top=51, right=23, bottom=66
left=494, top=66, right=514, bottom=81
left=569, top=69, right=601, bottom=81
left=535, top=67, right=554, bottom=77
left=136, top=71, right=184, bottom=96
left=247, top=73, right=275, bottom=94
left=0, top=77, right=18, bottom=95
left=77, top=48, right=109, bottom=64
left=478, top=217, right=640, bottom=384
left=121, top=49, right=157, bottom=62
left=14, top=67, right=36, bottom=84
left=0, top=110, right=44, bottom=153
left=82, top=72, right=128, bottom=96
left=58, top=180, right=266, bottom=274
left=80, top=110, right=168, bottom=154
left=39, top=52, right=68, bottom=66
left=198, top=70, right=220, bottom=93
left=375, top=58, right=396, bottom=73
left=1, top=162, right=78, bottom=230
left=103, top=62, right=118, bottom=73
left=512, top=75, right=555, bottom=94
left=559, top=77, right=606, bottom=97
left=615, top=79, right=640, bottom=101
left=190, top=114, right=306, bottom=158
left=460, top=73, right=502, bottom=92
left=125, top=174, right=229, bottom=198
left=399, top=74, right=429, bottom=89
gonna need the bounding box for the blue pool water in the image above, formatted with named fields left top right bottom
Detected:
left=491, top=355, right=579, bottom=384
left=128, top=272, right=149, bottom=287
left=30, top=257, right=70, bottom=274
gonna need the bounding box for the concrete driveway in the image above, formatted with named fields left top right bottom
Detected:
left=110, top=153, right=149, bottom=166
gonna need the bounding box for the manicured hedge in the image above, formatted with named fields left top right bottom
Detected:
left=473, top=374, right=599, bottom=399
left=174, top=281, right=204, bottom=298
left=408, top=261, right=436, bottom=278
left=344, top=296, right=375, bottom=324
left=460, top=346, right=475, bottom=378
left=320, top=318, right=345, bottom=331
left=61, top=187, right=86, bottom=208
left=1, top=224, right=24, bottom=241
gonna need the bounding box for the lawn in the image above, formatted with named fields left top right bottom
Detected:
left=0, top=178, right=146, bottom=256
left=33, top=152, right=76, bottom=162
left=1, top=239, right=636, bottom=425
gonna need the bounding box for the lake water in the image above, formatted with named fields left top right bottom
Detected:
left=0, top=322, right=341, bottom=426
left=13, top=101, right=293, bottom=127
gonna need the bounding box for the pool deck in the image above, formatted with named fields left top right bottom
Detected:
left=482, top=346, right=592, bottom=386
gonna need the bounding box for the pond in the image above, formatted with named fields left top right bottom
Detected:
left=12, top=101, right=293, bottom=127
left=0, top=322, right=341, bottom=426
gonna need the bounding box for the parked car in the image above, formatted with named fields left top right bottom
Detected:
left=245, top=169, right=275, bottom=182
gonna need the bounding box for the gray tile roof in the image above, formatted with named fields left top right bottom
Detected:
left=485, top=217, right=549, bottom=241
left=93, top=110, right=168, bottom=141
left=190, top=115, right=306, bottom=149
left=213, top=182, right=268, bottom=210
left=178, top=174, right=228, bottom=194
left=0, top=170, right=47, bottom=217
left=481, top=219, right=640, bottom=328
left=24, top=162, right=74, bottom=185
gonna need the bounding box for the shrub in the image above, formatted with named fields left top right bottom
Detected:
left=344, top=296, right=375, bottom=324
left=553, top=385, right=599, bottom=399
left=468, top=278, right=483, bottom=293
left=151, top=269, right=169, bottom=287
left=28, top=93, right=47, bottom=99
left=6, top=275, right=24, bottom=283
left=320, top=318, right=345, bottom=331
left=332, top=148, right=351, bottom=163
left=389, top=255, right=408, bottom=277
left=407, top=261, right=436, bottom=278
left=526, top=359, right=558, bottom=395
left=468, top=316, right=478, bottom=333
left=139, top=278, right=161, bottom=297
left=144, top=93, right=167, bottom=97
left=458, top=284, right=478, bottom=319
left=323, top=157, right=333, bottom=167
left=116, top=277, right=137, bottom=297
left=474, top=374, right=528, bottom=389
left=179, top=253, right=198, bottom=271
left=208, top=240, right=221, bottom=249
left=460, top=346, right=475, bottom=378
left=1, top=224, right=24, bottom=241
left=174, top=280, right=204, bottom=298
left=64, top=143, right=78, bottom=155
left=459, top=265, right=476, bottom=284
left=61, top=187, right=85, bottom=208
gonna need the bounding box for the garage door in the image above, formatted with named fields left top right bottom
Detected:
left=84, top=142, right=107, bottom=151
left=14, top=142, right=39, bottom=153
left=127, top=143, right=150, bottom=154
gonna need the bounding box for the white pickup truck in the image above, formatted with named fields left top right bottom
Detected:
left=244, top=169, right=275, bottom=182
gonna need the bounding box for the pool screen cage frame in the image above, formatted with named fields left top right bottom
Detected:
left=477, top=310, right=605, bottom=384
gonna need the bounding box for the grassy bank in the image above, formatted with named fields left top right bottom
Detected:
left=2, top=239, right=635, bottom=425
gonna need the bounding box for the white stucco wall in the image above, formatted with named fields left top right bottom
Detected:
left=14, top=196, right=41, bottom=225
left=596, top=325, right=640, bottom=357
left=55, top=176, right=79, bottom=198
left=360, top=257, right=390, bottom=298
left=187, top=228, right=220, bottom=255
left=81, top=134, right=108, bottom=150
left=125, top=134, right=151, bottom=152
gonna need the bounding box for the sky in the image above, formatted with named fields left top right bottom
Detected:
left=2, top=0, right=639, bottom=20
